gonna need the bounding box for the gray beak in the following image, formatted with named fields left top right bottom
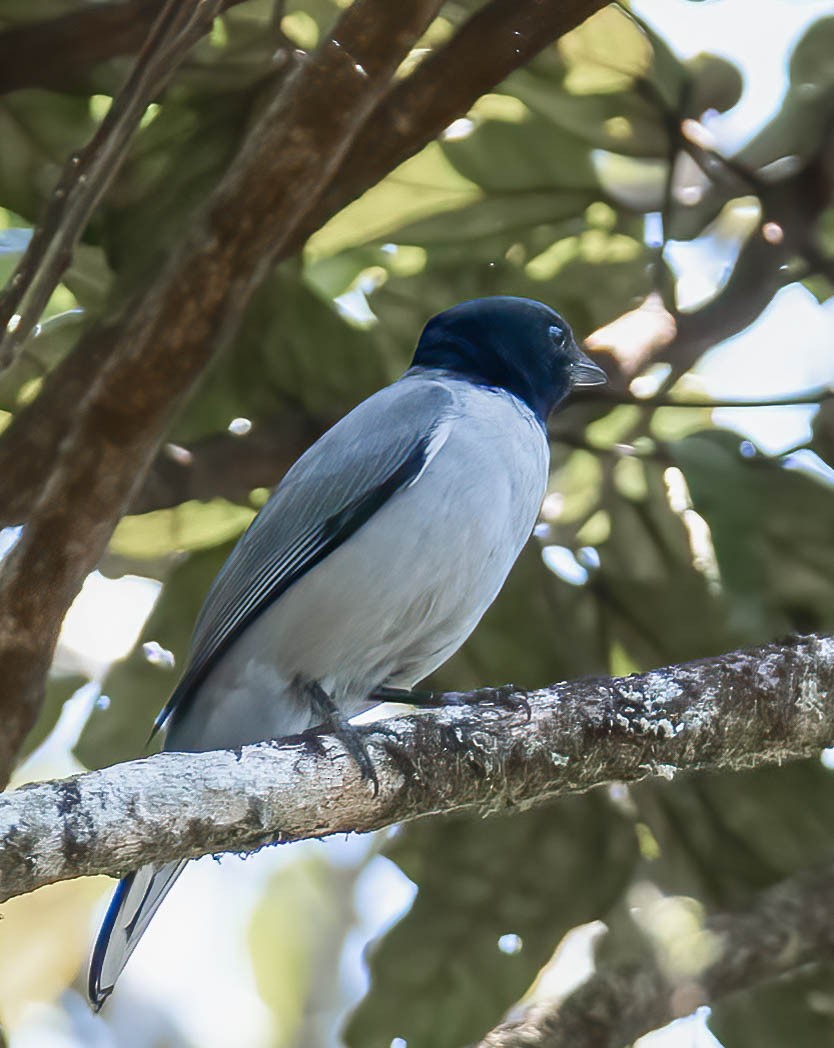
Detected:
left=570, top=351, right=608, bottom=388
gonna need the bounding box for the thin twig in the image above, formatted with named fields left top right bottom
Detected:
left=579, top=386, right=834, bottom=410
left=0, top=0, right=226, bottom=370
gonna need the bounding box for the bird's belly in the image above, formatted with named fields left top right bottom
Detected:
left=178, top=397, right=548, bottom=750
left=217, top=473, right=524, bottom=703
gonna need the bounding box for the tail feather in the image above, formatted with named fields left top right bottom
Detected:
left=88, top=859, right=187, bottom=1010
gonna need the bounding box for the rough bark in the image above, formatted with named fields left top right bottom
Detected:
left=0, top=0, right=171, bottom=95
left=2, top=634, right=834, bottom=902
left=480, top=860, right=834, bottom=1048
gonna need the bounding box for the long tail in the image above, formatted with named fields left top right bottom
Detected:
left=88, top=859, right=187, bottom=1009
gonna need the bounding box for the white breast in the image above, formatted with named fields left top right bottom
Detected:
left=183, top=382, right=549, bottom=750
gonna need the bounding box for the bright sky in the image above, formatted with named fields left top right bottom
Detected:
left=637, top=0, right=834, bottom=469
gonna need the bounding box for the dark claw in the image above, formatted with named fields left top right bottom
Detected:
left=374, top=683, right=529, bottom=722
left=479, top=684, right=531, bottom=722
left=351, top=721, right=418, bottom=786
left=333, top=723, right=379, bottom=793
left=302, top=680, right=383, bottom=793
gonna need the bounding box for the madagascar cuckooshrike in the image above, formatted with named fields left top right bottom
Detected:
left=88, top=294, right=606, bottom=1007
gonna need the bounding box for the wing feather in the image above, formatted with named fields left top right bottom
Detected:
left=155, top=375, right=453, bottom=733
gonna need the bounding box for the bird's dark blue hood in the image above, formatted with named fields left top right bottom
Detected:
left=412, top=296, right=606, bottom=422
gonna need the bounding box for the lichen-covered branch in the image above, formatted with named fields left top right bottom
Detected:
left=480, top=854, right=834, bottom=1048
left=2, top=634, right=833, bottom=903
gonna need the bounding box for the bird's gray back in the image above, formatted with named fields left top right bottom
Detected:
left=161, top=374, right=455, bottom=736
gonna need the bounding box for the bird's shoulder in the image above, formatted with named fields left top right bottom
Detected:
left=154, top=373, right=457, bottom=730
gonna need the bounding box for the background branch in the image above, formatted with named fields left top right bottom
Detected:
left=480, top=859, right=834, bottom=1048
left=0, top=0, right=227, bottom=367
left=2, top=634, right=834, bottom=901
left=0, top=0, right=241, bottom=95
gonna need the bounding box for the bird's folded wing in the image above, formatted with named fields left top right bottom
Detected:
left=154, top=376, right=453, bottom=733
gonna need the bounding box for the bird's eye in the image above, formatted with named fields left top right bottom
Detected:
left=548, top=322, right=566, bottom=348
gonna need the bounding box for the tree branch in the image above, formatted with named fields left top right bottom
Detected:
left=2, top=634, right=834, bottom=902
left=579, top=386, right=834, bottom=411
left=480, top=858, right=834, bottom=1048
left=652, top=113, right=834, bottom=381
left=0, top=0, right=169, bottom=96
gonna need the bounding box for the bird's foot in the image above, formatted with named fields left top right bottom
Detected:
left=374, top=683, right=530, bottom=722
left=304, top=681, right=405, bottom=796
left=345, top=721, right=419, bottom=790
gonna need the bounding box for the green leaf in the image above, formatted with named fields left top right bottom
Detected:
left=790, top=16, right=834, bottom=87
left=711, top=964, right=834, bottom=1047
left=306, top=143, right=481, bottom=260
left=74, top=542, right=234, bottom=769
left=102, top=93, right=250, bottom=284
left=389, top=193, right=590, bottom=259
left=687, top=54, right=743, bottom=115
left=558, top=6, right=653, bottom=95
left=180, top=0, right=286, bottom=94
left=0, top=91, right=94, bottom=220
left=110, top=500, right=254, bottom=561
left=509, top=72, right=669, bottom=159
left=442, top=115, right=594, bottom=193
left=345, top=794, right=637, bottom=1048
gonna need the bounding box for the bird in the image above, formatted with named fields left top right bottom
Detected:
left=87, top=294, right=606, bottom=1008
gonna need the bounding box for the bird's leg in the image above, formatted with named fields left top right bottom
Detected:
left=373, top=683, right=530, bottom=720
left=303, top=680, right=376, bottom=787
left=303, top=680, right=410, bottom=795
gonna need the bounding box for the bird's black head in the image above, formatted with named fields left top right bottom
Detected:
left=411, top=296, right=607, bottom=423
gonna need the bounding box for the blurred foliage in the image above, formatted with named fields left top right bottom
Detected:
left=2, top=1, right=834, bottom=1046
left=635, top=760, right=834, bottom=909
left=711, top=965, right=834, bottom=1048
left=346, top=795, right=637, bottom=1047
left=250, top=850, right=363, bottom=1047
left=0, top=877, right=107, bottom=1025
